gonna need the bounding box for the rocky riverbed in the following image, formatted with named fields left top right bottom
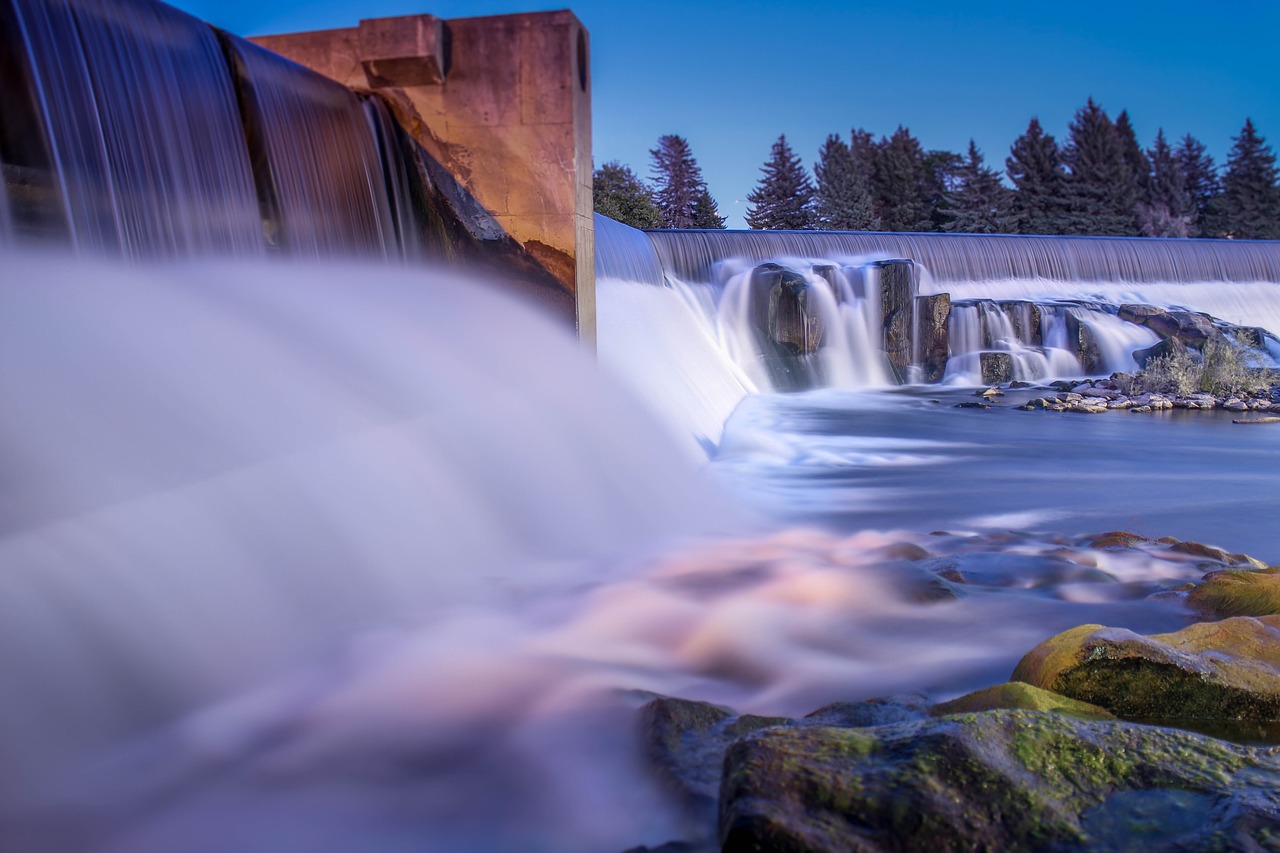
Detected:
left=623, top=530, right=1280, bottom=852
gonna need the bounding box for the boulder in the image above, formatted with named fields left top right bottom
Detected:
left=930, top=682, right=1113, bottom=720
left=871, top=259, right=915, bottom=381
left=979, top=351, right=1014, bottom=385
left=1012, top=616, right=1280, bottom=723
left=1000, top=301, right=1042, bottom=347
left=914, top=292, right=950, bottom=383
left=1118, top=304, right=1220, bottom=349
left=1133, top=336, right=1188, bottom=369
left=747, top=263, right=824, bottom=354
left=1188, top=569, right=1280, bottom=618
left=720, top=710, right=1280, bottom=852
left=1064, top=313, right=1104, bottom=374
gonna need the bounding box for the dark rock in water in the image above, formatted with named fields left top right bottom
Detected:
left=720, top=710, right=1280, bottom=852
left=1188, top=569, right=1280, bottom=618
left=1168, top=539, right=1267, bottom=568
left=979, top=351, right=1013, bottom=385
left=1012, top=616, right=1280, bottom=723
left=914, top=292, right=950, bottom=383
left=954, top=400, right=990, bottom=409
left=1001, top=300, right=1042, bottom=347
left=1064, top=312, right=1104, bottom=374
left=639, top=696, right=788, bottom=832
left=1235, top=326, right=1270, bottom=349
left=930, top=682, right=1114, bottom=720
left=871, top=259, right=915, bottom=381
left=1009, top=380, right=1034, bottom=389
left=801, top=693, right=930, bottom=728
left=1088, top=530, right=1151, bottom=549
left=1133, top=336, right=1188, bottom=369
left=1118, top=304, right=1222, bottom=350
left=748, top=263, right=825, bottom=354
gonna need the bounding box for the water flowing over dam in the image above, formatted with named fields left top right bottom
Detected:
left=595, top=216, right=1280, bottom=451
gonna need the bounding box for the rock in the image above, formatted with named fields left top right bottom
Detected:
left=979, top=351, right=1014, bottom=385
left=1088, top=531, right=1150, bottom=549
left=930, top=682, right=1114, bottom=720
left=1000, top=301, right=1042, bottom=346
left=954, top=400, right=990, bottom=409
left=1130, top=405, right=1153, bottom=413
left=1188, top=569, right=1280, bottom=618
left=1012, top=616, right=1280, bottom=723
left=801, top=693, right=930, bottom=728
left=872, top=259, right=915, bottom=382
left=1119, top=304, right=1220, bottom=349
left=1064, top=314, right=1103, bottom=374
left=639, top=696, right=788, bottom=829
left=749, top=263, right=825, bottom=354
left=1133, top=336, right=1188, bottom=369
left=914, top=292, right=950, bottom=384
left=1236, top=416, right=1280, bottom=425
left=1168, top=539, right=1267, bottom=568
left=1009, top=380, right=1034, bottom=389
left=720, top=710, right=1280, bottom=853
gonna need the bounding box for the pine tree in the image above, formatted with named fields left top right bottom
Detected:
left=1138, top=129, right=1191, bottom=237
left=924, top=148, right=964, bottom=231
left=745, top=134, right=816, bottom=230
left=592, top=161, right=661, bottom=228
left=873, top=126, right=932, bottom=232
left=813, top=134, right=875, bottom=230
left=945, top=140, right=1014, bottom=234
left=1115, top=110, right=1151, bottom=218
left=1006, top=117, right=1069, bottom=234
left=1221, top=118, right=1280, bottom=240
left=1174, top=134, right=1221, bottom=238
left=690, top=187, right=726, bottom=229
left=649, top=134, right=721, bottom=229
left=1061, top=98, right=1138, bottom=236
left=849, top=129, right=882, bottom=229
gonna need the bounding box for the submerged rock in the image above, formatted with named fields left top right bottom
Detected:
left=720, top=710, right=1280, bottom=852
left=1012, top=616, right=1280, bottom=723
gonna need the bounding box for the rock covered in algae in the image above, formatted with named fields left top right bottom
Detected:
left=1012, top=616, right=1280, bottom=721
left=719, top=710, right=1280, bottom=852
left=1188, top=569, right=1280, bottom=618
left=930, top=681, right=1114, bottom=721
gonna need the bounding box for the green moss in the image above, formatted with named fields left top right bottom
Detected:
left=1188, top=570, right=1280, bottom=618
left=932, top=682, right=1114, bottom=720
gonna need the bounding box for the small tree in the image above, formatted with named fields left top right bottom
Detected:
left=1006, top=118, right=1070, bottom=234
left=813, top=134, right=875, bottom=230
left=650, top=134, right=721, bottom=228
left=1221, top=119, right=1280, bottom=240
left=945, top=140, right=1014, bottom=233
left=592, top=161, right=661, bottom=228
left=690, top=187, right=726, bottom=229
left=745, top=134, right=816, bottom=230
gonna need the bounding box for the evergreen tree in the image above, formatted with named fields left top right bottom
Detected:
left=592, top=161, right=661, bottom=228
left=945, top=140, right=1014, bottom=234
left=849, top=129, right=883, bottom=229
left=745, top=134, right=816, bottom=230
left=872, top=126, right=932, bottom=232
left=1006, top=117, right=1069, bottom=234
left=690, top=187, right=726, bottom=229
left=1061, top=98, right=1139, bottom=236
left=813, top=134, right=875, bottom=230
left=1115, top=111, right=1152, bottom=203
left=1138, top=129, right=1191, bottom=237
left=924, top=148, right=964, bottom=231
left=1174, top=133, right=1221, bottom=238
left=1221, top=118, right=1280, bottom=240
left=649, top=134, right=721, bottom=228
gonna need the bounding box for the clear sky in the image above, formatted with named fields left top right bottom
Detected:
left=170, top=0, right=1280, bottom=228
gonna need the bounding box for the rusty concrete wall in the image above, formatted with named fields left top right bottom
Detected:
left=252, top=11, right=595, bottom=345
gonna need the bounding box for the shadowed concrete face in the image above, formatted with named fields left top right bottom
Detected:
left=253, top=11, right=595, bottom=345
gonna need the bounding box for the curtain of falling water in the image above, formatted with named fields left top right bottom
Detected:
left=219, top=33, right=403, bottom=258
left=3, top=0, right=262, bottom=255
left=643, top=229, right=1280, bottom=286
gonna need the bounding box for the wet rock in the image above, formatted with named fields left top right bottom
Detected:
left=1119, top=304, right=1220, bottom=349
left=720, top=710, right=1280, bottom=853
left=1188, top=569, right=1280, bottom=618
left=1167, top=539, right=1267, bottom=568
left=954, top=400, right=990, bottom=409
left=914, top=292, right=950, bottom=383
left=1064, top=313, right=1104, bottom=375
left=1088, top=531, right=1150, bottom=549
left=1236, top=416, right=1280, bottom=424
left=873, top=259, right=916, bottom=381
left=639, top=696, right=788, bottom=830
left=1012, top=616, right=1280, bottom=723
left=979, top=351, right=1013, bottom=385
left=930, top=682, right=1114, bottom=720
left=801, top=693, right=930, bottom=728
left=750, top=263, right=825, bottom=354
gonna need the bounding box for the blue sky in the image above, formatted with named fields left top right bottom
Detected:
left=171, top=0, right=1280, bottom=228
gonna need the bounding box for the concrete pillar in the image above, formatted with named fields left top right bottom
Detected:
left=252, top=11, right=595, bottom=346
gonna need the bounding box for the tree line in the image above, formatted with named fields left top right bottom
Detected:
left=595, top=100, right=1280, bottom=240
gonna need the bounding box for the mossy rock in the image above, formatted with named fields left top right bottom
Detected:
left=1167, top=539, right=1268, bottom=569
left=720, top=710, right=1280, bottom=852
left=1087, top=531, right=1150, bottom=549
left=1012, top=616, right=1280, bottom=724
left=931, top=682, right=1114, bottom=721
left=1189, top=569, right=1280, bottom=618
